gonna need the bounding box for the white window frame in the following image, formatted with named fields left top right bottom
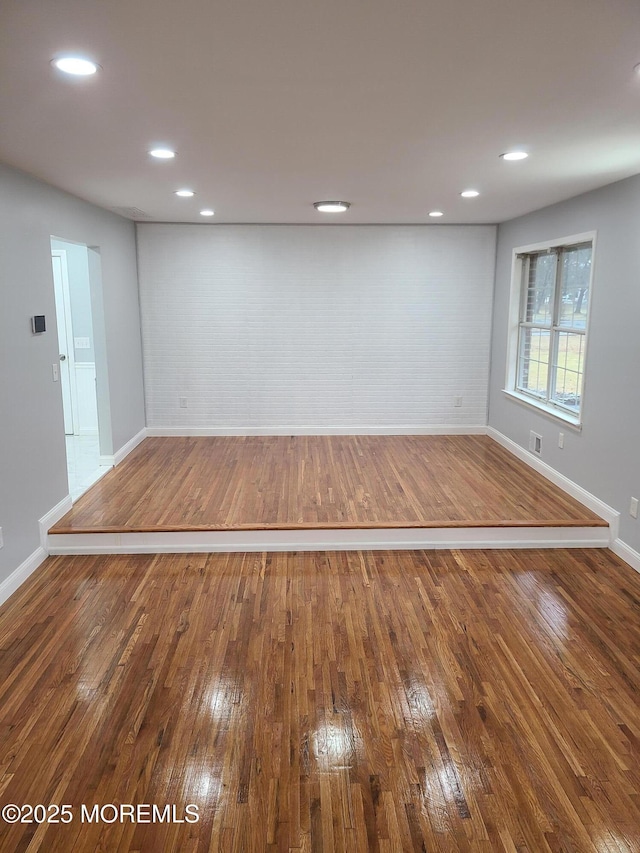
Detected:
left=504, top=231, right=596, bottom=429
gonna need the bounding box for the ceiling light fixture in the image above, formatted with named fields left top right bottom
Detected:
left=428, top=210, right=444, bottom=217
left=313, top=201, right=350, bottom=213
left=500, top=151, right=529, bottom=161
left=175, top=189, right=195, bottom=197
left=460, top=189, right=480, bottom=198
left=52, top=56, right=99, bottom=76
left=200, top=209, right=215, bottom=217
left=149, top=148, right=176, bottom=159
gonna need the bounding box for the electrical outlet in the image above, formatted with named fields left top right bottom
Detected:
left=179, top=397, right=188, bottom=408
left=630, top=497, right=639, bottom=519
left=558, top=432, right=564, bottom=449
left=52, top=363, right=59, bottom=382
left=454, top=396, right=463, bottom=407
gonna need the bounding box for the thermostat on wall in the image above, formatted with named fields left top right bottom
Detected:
left=31, top=315, right=46, bottom=334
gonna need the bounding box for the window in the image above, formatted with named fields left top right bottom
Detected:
left=505, top=234, right=594, bottom=426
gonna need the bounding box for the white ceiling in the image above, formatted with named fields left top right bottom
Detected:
left=1, top=0, right=640, bottom=224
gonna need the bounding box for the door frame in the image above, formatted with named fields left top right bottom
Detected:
left=51, top=249, right=79, bottom=435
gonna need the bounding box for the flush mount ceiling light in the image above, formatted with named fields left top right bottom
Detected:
left=175, top=189, right=195, bottom=197
left=428, top=210, right=444, bottom=217
left=200, top=209, right=215, bottom=216
left=52, top=56, right=99, bottom=76
left=149, top=148, right=176, bottom=159
left=313, top=201, right=351, bottom=213
left=460, top=189, right=480, bottom=198
left=500, top=151, right=529, bottom=161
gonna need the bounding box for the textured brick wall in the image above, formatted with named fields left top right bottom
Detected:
left=137, top=224, right=496, bottom=432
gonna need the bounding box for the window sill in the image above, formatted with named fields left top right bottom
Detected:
left=502, top=390, right=582, bottom=431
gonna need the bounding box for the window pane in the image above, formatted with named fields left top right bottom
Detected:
left=552, top=331, right=584, bottom=411
left=559, top=245, right=591, bottom=330
left=517, top=327, right=550, bottom=397
left=524, top=253, right=556, bottom=325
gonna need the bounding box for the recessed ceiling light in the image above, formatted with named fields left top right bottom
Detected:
left=200, top=209, right=215, bottom=217
left=175, top=189, right=195, bottom=197
left=149, top=148, right=176, bottom=159
left=500, top=151, right=529, bottom=161
left=313, top=201, right=350, bottom=213
left=52, top=56, right=99, bottom=76
left=429, top=210, right=444, bottom=217
left=460, top=189, right=480, bottom=198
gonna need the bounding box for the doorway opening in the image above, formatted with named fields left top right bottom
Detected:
left=50, top=239, right=112, bottom=500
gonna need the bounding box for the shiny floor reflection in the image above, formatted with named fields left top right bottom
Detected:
left=0, top=548, right=638, bottom=851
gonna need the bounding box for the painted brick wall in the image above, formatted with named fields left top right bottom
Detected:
left=137, top=224, right=496, bottom=432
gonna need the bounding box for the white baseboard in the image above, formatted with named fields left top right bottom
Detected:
left=145, top=425, right=487, bottom=437
left=47, top=524, right=609, bottom=556
left=487, top=426, right=640, bottom=575
left=99, top=454, right=115, bottom=466
left=113, top=427, right=148, bottom=465
left=39, top=494, right=73, bottom=549
left=2, top=428, right=148, bottom=608
left=486, top=427, right=620, bottom=539
left=611, top=539, right=640, bottom=574
left=0, top=546, right=48, bottom=608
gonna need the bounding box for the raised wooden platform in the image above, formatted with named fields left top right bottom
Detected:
left=1, top=548, right=638, bottom=851
left=48, top=435, right=608, bottom=553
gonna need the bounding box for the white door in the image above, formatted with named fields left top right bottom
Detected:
left=51, top=251, right=77, bottom=435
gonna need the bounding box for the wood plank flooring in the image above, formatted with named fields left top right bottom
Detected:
left=0, top=548, right=638, bottom=851
left=51, top=436, right=606, bottom=533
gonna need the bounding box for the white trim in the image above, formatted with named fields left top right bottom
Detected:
left=145, top=425, right=487, bottom=437
left=39, top=494, right=73, bottom=550
left=505, top=252, right=524, bottom=395
left=611, top=539, right=640, bottom=574
left=0, top=547, right=48, bottom=607
left=96, top=427, right=147, bottom=469
left=47, top=525, right=608, bottom=555
left=487, top=427, right=619, bottom=540
left=51, top=249, right=79, bottom=435
left=511, top=231, right=598, bottom=257
left=0, top=494, right=72, bottom=607
left=502, top=390, right=582, bottom=430
left=504, top=231, right=597, bottom=429
left=113, top=427, right=148, bottom=465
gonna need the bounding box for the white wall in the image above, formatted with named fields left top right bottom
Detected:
left=137, top=224, right=496, bottom=432
left=489, top=173, right=640, bottom=556
left=0, top=162, right=145, bottom=581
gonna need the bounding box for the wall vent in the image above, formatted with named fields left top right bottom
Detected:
left=529, top=430, right=542, bottom=454
left=112, top=206, right=153, bottom=220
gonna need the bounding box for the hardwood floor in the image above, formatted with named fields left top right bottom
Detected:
left=51, top=436, right=606, bottom=533
left=0, top=548, right=638, bottom=851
